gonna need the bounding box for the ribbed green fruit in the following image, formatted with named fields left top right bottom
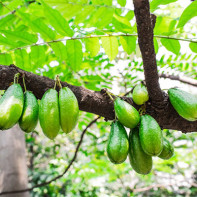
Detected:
left=129, top=128, right=152, bottom=175
left=158, top=138, right=174, bottom=160
left=107, top=121, right=129, bottom=164
left=59, top=87, right=79, bottom=134
left=139, top=115, right=163, bottom=156
left=133, top=84, right=149, bottom=105
left=0, top=84, right=24, bottom=130
left=19, top=91, right=39, bottom=133
left=39, top=89, right=60, bottom=140
left=168, top=88, right=197, bottom=121
left=114, top=97, right=140, bottom=129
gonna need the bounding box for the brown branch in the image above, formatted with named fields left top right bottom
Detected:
left=0, top=64, right=197, bottom=132
left=0, top=116, right=100, bottom=195
left=133, top=0, right=164, bottom=104
left=159, top=73, right=197, bottom=87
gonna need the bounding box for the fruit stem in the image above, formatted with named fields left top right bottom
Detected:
left=106, top=91, right=114, bottom=101
left=56, top=75, right=62, bottom=89
left=54, top=79, right=57, bottom=90
left=22, top=75, right=27, bottom=93
left=14, top=73, right=20, bottom=84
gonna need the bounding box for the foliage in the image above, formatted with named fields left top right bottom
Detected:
left=0, top=0, right=197, bottom=196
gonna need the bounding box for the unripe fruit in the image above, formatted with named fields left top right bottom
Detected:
left=158, top=138, right=174, bottom=160
left=59, top=87, right=79, bottom=134
left=114, top=97, right=140, bottom=129
left=139, top=115, right=163, bottom=156
left=128, top=128, right=152, bottom=175
left=168, top=88, right=197, bottom=121
left=39, top=89, right=60, bottom=140
left=19, top=91, right=39, bottom=133
left=107, top=121, right=129, bottom=164
left=0, top=84, right=24, bottom=130
left=133, top=84, right=149, bottom=105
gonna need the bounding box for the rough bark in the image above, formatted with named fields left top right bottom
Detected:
left=0, top=64, right=196, bottom=133
left=133, top=0, right=164, bottom=104
left=0, top=125, right=29, bottom=197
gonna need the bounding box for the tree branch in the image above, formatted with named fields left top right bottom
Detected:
left=0, top=116, right=100, bottom=195
left=0, top=64, right=196, bottom=133
left=159, top=73, right=197, bottom=87
left=133, top=0, right=164, bottom=104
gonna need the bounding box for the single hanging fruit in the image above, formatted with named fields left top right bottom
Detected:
left=59, top=87, right=79, bottom=134
left=132, top=84, right=149, bottom=105
left=19, top=91, right=39, bottom=133
left=139, top=115, right=163, bottom=156
left=114, top=97, right=140, bottom=129
left=168, top=88, right=197, bottom=121
left=39, top=89, right=60, bottom=139
left=158, top=138, right=174, bottom=160
left=128, top=128, right=152, bottom=175
left=0, top=84, right=24, bottom=130
left=107, top=121, right=129, bottom=164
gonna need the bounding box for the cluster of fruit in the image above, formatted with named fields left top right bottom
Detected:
left=107, top=84, right=197, bottom=175
left=0, top=74, right=79, bottom=139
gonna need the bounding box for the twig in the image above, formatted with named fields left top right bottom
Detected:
left=0, top=33, right=196, bottom=55
left=0, top=116, right=100, bottom=196
left=159, top=73, right=197, bottom=87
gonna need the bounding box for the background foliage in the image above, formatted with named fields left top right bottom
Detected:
left=0, top=0, right=197, bottom=196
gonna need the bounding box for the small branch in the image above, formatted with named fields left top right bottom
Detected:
left=0, top=116, right=100, bottom=195
left=133, top=0, right=164, bottom=104
left=0, top=33, right=196, bottom=55
left=159, top=73, right=197, bottom=87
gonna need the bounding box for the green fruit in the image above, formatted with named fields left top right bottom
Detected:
left=129, top=128, right=152, bottom=175
left=107, top=121, right=129, bottom=164
left=39, top=89, right=60, bottom=139
left=19, top=91, right=39, bottom=133
left=139, top=115, right=163, bottom=156
left=168, top=88, right=197, bottom=121
left=114, top=97, right=140, bottom=129
left=158, top=138, right=174, bottom=160
left=59, top=87, right=79, bottom=134
left=0, top=84, right=24, bottom=130
left=133, top=84, right=149, bottom=105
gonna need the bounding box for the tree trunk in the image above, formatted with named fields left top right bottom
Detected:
left=0, top=125, right=30, bottom=197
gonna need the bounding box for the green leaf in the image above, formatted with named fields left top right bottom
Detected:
left=150, top=0, right=177, bottom=12
left=0, top=15, right=15, bottom=28
left=50, top=42, right=67, bottom=61
left=125, top=10, right=134, bottom=21
left=189, top=42, right=197, bottom=53
left=75, top=6, right=94, bottom=24
left=66, top=40, right=83, bottom=71
left=87, top=7, right=114, bottom=28
left=30, top=45, right=46, bottom=67
left=117, top=0, right=126, bottom=7
left=41, top=1, right=74, bottom=37
left=0, top=34, right=18, bottom=47
left=0, top=30, right=38, bottom=44
left=154, top=38, right=159, bottom=54
left=160, top=38, right=180, bottom=55
left=17, top=11, right=56, bottom=41
left=112, top=13, right=133, bottom=33
left=0, top=0, right=23, bottom=15
left=177, top=1, right=197, bottom=28
left=0, top=53, right=12, bottom=65
left=85, top=37, right=100, bottom=57
left=101, top=36, right=119, bottom=61
left=14, top=49, right=31, bottom=70
left=120, top=36, right=136, bottom=55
